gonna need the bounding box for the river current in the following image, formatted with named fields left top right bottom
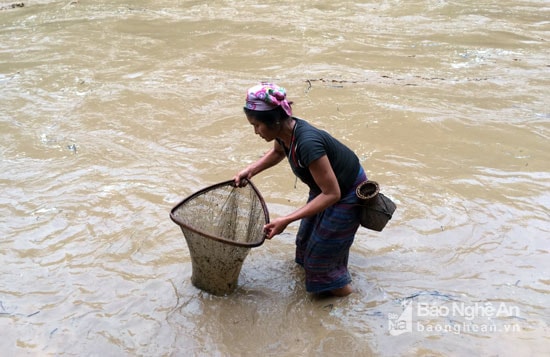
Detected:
left=1, top=1, right=548, bottom=356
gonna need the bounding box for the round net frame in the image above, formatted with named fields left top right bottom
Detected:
left=170, top=179, right=269, bottom=247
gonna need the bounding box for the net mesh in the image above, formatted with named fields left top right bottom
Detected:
left=170, top=179, right=269, bottom=295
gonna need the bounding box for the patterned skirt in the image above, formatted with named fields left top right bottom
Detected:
left=295, top=167, right=367, bottom=293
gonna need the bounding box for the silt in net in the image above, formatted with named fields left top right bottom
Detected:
left=170, top=179, right=269, bottom=295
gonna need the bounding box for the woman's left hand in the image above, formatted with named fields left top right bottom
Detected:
left=263, top=217, right=290, bottom=239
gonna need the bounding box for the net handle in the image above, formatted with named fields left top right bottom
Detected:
left=169, top=179, right=270, bottom=248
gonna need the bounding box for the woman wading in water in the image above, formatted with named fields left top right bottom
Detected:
left=234, top=82, right=366, bottom=297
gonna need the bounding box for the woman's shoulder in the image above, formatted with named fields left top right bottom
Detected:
left=295, top=117, right=327, bottom=139
left=294, top=117, right=317, bottom=133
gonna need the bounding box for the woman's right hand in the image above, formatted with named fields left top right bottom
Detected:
left=233, top=145, right=284, bottom=187
left=233, top=167, right=252, bottom=187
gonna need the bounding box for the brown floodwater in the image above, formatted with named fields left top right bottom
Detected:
left=1, top=1, right=548, bottom=356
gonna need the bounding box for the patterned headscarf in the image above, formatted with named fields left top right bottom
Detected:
left=245, top=82, right=292, bottom=117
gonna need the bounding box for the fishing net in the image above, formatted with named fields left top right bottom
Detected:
left=170, top=179, right=269, bottom=295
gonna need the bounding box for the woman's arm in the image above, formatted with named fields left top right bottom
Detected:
left=263, top=154, right=341, bottom=238
left=234, top=141, right=286, bottom=187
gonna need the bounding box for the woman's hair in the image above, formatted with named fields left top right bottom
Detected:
left=243, top=105, right=292, bottom=129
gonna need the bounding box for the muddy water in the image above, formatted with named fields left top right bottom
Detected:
left=1, top=1, right=548, bottom=356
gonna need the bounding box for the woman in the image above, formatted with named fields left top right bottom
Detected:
left=234, top=82, right=366, bottom=297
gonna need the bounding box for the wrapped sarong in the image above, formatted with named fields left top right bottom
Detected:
left=295, top=167, right=367, bottom=293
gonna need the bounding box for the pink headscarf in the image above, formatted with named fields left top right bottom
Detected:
left=245, top=82, right=292, bottom=117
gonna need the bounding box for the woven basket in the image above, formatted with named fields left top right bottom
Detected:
left=356, top=180, right=396, bottom=232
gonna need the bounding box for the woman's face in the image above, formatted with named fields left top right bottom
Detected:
left=246, top=115, right=278, bottom=142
